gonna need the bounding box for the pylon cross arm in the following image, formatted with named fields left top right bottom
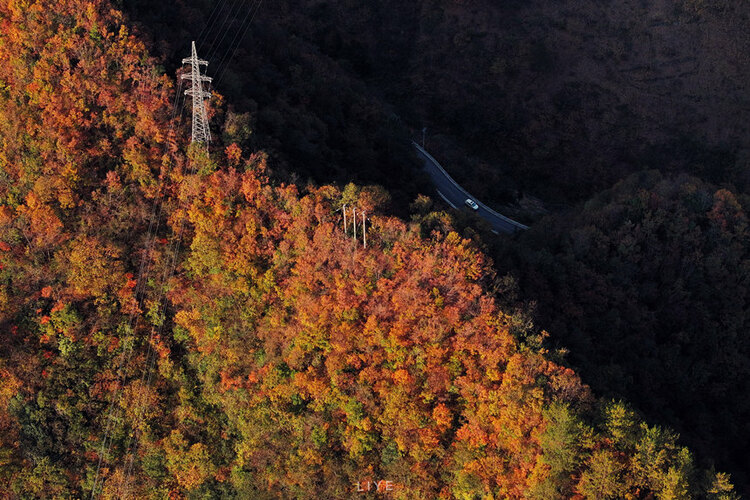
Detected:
left=185, top=89, right=212, bottom=99
left=180, top=74, right=214, bottom=82
left=180, top=74, right=213, bottom=83
left=182, top=57, right=209, bottom=66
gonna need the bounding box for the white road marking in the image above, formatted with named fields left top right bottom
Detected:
left=436, top=190, right=457, bottom=209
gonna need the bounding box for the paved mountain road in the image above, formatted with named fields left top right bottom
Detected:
left=413, top=142, right=528, bottom=234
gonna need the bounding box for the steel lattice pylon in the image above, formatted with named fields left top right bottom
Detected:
left=181, top=41, right=212, bottom=145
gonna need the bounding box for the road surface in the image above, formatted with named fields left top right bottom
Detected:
left=413, top=142, right=528, bottom=234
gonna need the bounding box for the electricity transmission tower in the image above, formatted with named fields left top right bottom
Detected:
left=181, top=41, right=212, bottom=145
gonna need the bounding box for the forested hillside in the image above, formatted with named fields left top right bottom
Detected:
left=494, top=172, right=750, bottom=492
left=0, top=0, right=741, bottom=498
left=120, top=0, right=750, bottom=495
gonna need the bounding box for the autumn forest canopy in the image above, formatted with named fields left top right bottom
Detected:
left=0, top=0, right=747, bottom=498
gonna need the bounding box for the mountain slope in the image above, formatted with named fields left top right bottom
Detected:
left=0, top=0, right=740, bottom=497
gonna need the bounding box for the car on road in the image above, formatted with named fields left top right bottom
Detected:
left=464, top=198, right=479, bottom=211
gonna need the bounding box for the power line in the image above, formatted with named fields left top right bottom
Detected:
left=90, top=95, right=188, bottom=499
left=204, top=0, right=249, bottom=65
left=213, top=0, right=264, bottom=87
left=196, top=0, right=230, bottom=52
left=90, top=76, right=188, bottom=498
left=119, top=124, right=195, bottom=497
left=117, top=42, right=214, bottom=496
